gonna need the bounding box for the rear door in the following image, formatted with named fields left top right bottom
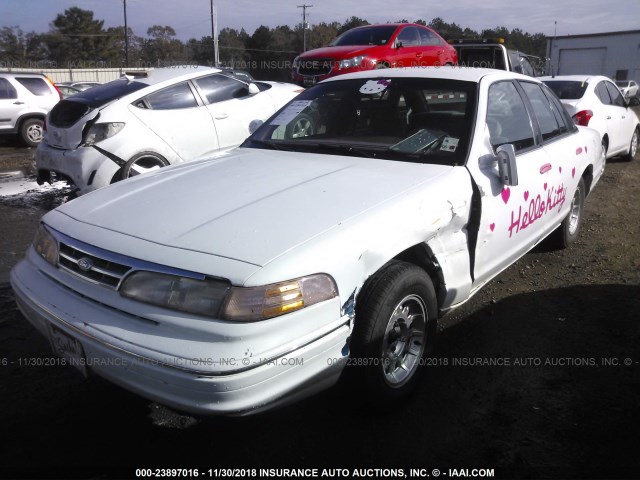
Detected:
left=131, top=81, right=220, bottom=161
left=0, top=78, right=20, bottom=133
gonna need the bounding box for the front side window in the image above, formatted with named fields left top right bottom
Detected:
left=195, top=74, right=249, bottom=104
left=418, top=28, right=442, bottom=46
left=245, top=77, right=477, bottom=166
left=604, top=81, right=625, bottom=107
left=396, top=27, right=420, bottom=47
left=144, top=82, right=198, bottom=110
left=594, top=81, right=611, bottom=105
left=0, top=78, right=17, bottom=99
left=486, top=81, right=535, bottom=151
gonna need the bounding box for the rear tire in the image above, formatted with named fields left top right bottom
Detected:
left=120, top=152, right=169, bottom=180
left=19, top=118, right=44, bottom=147
left=350, top=261, right=437, bottom=410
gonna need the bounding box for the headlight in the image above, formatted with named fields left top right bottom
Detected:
left=120, top=271, right=231, bottom=317
left=33, top=224, right=58, bottom=266
left=222, top=274, right=338, bottom=322
left=338, top=55, right=366, bottom=70
left=84, top=122, right=125, bottom=146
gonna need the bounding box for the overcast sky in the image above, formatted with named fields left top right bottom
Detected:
left=1, top=0, right=638, bottom=40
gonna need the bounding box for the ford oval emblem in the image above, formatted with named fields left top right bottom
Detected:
left=77, top=257, right=94, bottom=272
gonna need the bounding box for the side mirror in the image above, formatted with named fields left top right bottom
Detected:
left=248, top=83, right=260, bottom=95
left=395, top=41, right=403, bottom=49
left=496, top=144, right=518, bottom=186
left=627, top=96, right=640, bottom=107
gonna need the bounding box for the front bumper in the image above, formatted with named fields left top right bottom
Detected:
left=10, top=255, right=351, bottom=415
left=36, top=141, right=121, bottom=194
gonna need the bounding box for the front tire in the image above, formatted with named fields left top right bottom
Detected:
left=350, top=261, right=437, bottom=408
left=19, top=118, right=44, bottom=147
left=624, top=128, right=638, bottom=162
left=555, top=177, right=585, bottom=248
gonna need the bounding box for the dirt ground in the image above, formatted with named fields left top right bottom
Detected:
left=0, top=130, right=638, bottom=479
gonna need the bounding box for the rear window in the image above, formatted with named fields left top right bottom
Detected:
left=543, top=80, right=588, bottom=100
left=15, top=77, right=52, bottom=96
left=69, top=78, right=148, bottom=108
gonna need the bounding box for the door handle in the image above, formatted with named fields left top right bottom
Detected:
left=540, top=163, right=552, bottom=174
left=13, top=101, right=24, bottom=105
left=215, top=113, right=228, bottom=120
left=415, top=53, right=423, bottom=58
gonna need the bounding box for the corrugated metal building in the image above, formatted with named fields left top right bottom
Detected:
left=546, top=30, right=640, bottom=83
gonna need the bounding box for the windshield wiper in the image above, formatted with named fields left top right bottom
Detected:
left=308, top=143, right=378, bottom=158
left=245, top=139, right=295, bottom=151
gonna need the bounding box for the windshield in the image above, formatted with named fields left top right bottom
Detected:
left=329, top=25, right=398, bottom=46
left=542, top=80, right=588, bottom=100
left=244, top=77, right=477, bottom=166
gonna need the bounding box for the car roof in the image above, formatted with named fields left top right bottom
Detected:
left=131, top=66, right=222, bottom=86
left=321, top=66, right=535, bottom=84
left=538, top=74, right=611, bottom=83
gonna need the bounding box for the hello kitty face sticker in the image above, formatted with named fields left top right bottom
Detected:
left=359, top=79, right=391, bottom=95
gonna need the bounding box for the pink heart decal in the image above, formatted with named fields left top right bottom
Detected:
left=524, top=191, right=529, bottom=201
left=501, top=187, right=511, bottom=204
left=576, top=147, right=582, bottom=155
left=559, top=166, right=562, bottom=173
left=544, top=182, right=548, bottom=191
left=489, top=223, right=495, bottom=232
left=572, top=167, right=576, bottom=178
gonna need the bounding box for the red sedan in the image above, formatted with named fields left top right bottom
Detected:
left=292, top=23, right=457, bottom=86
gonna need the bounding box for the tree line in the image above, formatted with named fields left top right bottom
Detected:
left=0, top=8, right=547, bottom=80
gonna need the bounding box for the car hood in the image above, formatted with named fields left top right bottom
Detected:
left=299, top=45, right=376, bottom=60
left=54, top=148, right=451, bottom=267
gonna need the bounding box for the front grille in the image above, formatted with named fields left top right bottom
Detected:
left=58, top=242, right=131, bottom=289
left=297, top=58, right=334, bottom=76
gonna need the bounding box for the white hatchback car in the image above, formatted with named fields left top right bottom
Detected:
left=541, top=75, right=639, bottom=161
left=36, top=66, right=303, bottom=193
left=13, top=67, right=603, bottom=415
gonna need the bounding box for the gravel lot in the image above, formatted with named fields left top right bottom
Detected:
left=0, top=126, right=638, bottom=479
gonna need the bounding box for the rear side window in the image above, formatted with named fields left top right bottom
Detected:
left=487, top=81, right=535, bottom=151
left=15, top=77, right=51, bottom=96
left=145, top=82, right=198, bottom=110
left=0, top=78, right=17, bottom=99
left=520, top=82, right=564, bottom=141
left=195, top=74, right=249, bottom=104
left=541, top=84, right=576, bottom=133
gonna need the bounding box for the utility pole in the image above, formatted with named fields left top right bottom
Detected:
left=210, top=0, right=219, bottom=66
left=297, top=4, right=313, bottom=52
left=123, top=0, right=129, bottom=67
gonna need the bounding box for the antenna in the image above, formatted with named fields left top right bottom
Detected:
left=297, top=4, right=313, bottom=51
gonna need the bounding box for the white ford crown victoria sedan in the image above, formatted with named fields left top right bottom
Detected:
left=36, top=66, right=302, bottom=194
left=12, top=67, right=604, bottom=415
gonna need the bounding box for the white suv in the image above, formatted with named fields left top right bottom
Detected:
left=0, top=72, right=61, bottom=147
